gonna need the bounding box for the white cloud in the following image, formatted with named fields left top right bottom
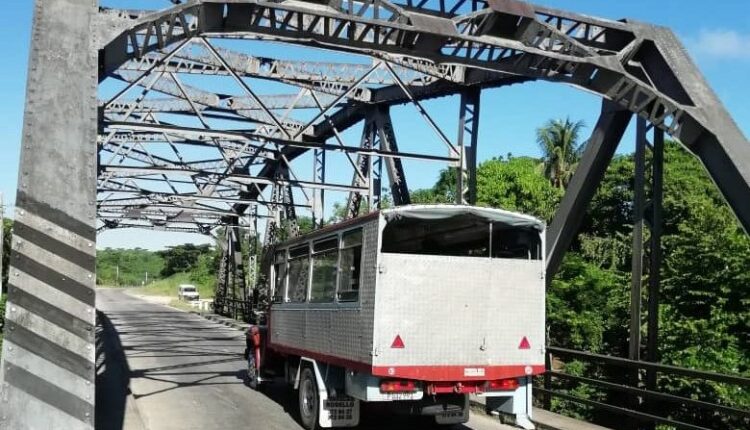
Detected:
left=686, top=29, right=750, bottom=61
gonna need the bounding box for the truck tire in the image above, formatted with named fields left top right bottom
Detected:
left=298, top=366, right=319, bottom=430
left=246, top=348, right=261, bottom=390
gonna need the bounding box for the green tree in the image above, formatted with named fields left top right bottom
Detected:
left=537, top=118, right=586, bottom=189
left=476, top=156, right=562, bottom=222
left=96, top=247, right=165, bottom=286
left=157, top=243, right=213, bottom=277
left=548, top=255, right=628, bottom=354
left=560, top=141, right=750, bottom=426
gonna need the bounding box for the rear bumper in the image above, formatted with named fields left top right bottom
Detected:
left=390, top=393, right=467, bottom=416
left=371, top=364, right=545, bottom=381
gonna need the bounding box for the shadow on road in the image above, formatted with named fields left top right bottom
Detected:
left=96, top=295, right=484, bottom=430
left=236, top=369, right=479, bottom=430
left=95, top=310, right=131, bottom=430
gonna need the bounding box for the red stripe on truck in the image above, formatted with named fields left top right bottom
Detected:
left=371, top=365, right=546, bottom=381
left=269, top=342, right=544, bottom=382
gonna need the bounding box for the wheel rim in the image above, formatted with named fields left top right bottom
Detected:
left=301, top=377, right=316, bottom=419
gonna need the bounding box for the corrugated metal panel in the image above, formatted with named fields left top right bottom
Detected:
left=269, top=217, right=381, bottom=365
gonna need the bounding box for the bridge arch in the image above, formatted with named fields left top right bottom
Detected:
left=97, top=0, right=750, bottom=250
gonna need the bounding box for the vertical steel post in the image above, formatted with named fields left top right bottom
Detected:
left=628, top=117, right=648, bottom=428
left=346, top=111, right=375, bottom=218
left=313, top=148, right=326, bottom=228
left=543, top=350, right=552, bottom=410
left=248, top=210, right=258, bottom=291
left=646, top=127, right=664, bottom=388
left=629, top=117, right=647, bottom=362
left=456, top=88, right=481, bottom=205
left=372, top=150, right=383, bottom=210
left=0, top=1, right=98, bottom=428
left=375, top=106, right=410, bottom=206
left=368, top=112, right=383, bottom=211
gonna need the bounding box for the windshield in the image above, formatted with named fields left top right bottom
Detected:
left=381, top=214, right=541, bottom=260
left=182, top=287, right=196, bottom=292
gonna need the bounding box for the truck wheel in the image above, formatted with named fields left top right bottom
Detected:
left=298, top=366, right=319, bottom=430
left=246, top=348, right=261, bottom=390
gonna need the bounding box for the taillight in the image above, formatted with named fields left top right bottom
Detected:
left=485, top=378, right=519, bottom=391
left=380, top=380, right=417, bottom=393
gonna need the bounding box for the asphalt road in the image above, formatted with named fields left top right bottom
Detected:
left=96, top=289, right=517, bottom=430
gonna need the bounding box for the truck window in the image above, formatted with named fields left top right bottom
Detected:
left=381, top=216, right=541, bottom=260
left=491, top=227, right=542, bottom=260
left=338, top=229, right=363, bottom=302
left=287, top=244, right=310, bottom=303
left=272, top=250, right=287, bottom=304
left=311, top=237, right=338, bottom=303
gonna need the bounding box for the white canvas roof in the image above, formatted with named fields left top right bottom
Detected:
left=381, top=204, right=545, bottom=231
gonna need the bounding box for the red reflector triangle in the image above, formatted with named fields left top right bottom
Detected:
left=391, top=335, right=405, bottom=349
left=518, top=336, right=531, bottom=350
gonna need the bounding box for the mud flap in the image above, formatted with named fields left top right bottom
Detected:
left=434, top=394, right=469, bottom=425
left=298, top=358, right=360, bottom=428
left=484, top=376, right=534, bottom=429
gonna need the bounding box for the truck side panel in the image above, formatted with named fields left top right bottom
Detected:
left=268, top=218, right=381, bottom=367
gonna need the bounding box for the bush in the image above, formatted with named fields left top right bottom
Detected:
left=0, top=293, right=6, bottom=354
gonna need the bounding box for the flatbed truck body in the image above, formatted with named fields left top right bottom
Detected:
left=245, top=205, right=545, bottom=429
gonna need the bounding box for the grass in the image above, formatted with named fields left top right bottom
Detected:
left=0, top=293, right=5, bottom=357
left=167, top=299, right=198, bottom=312
left=130, top=272, right=215, bottom=299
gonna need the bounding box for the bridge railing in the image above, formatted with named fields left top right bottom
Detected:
left=536, top=346, right=750, bottom=430
left=212, top=297, right=253, bottom=323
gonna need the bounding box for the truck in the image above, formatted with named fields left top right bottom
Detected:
left=177, top=284, right=200, bottom=301
left=244, top=205, right=545, bottom=429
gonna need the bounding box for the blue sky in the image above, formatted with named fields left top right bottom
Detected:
left=1, top=1, right=748, bottom=250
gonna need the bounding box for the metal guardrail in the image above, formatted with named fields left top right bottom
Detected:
left=538, top=346, right=750, bottom=430
left=213, top=297, right=253, bottom=323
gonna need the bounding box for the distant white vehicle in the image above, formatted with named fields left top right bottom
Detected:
left=177, top=284, right=200, bottom=301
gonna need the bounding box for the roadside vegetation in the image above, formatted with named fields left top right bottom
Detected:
left=97, top=244, right=218, bottom=299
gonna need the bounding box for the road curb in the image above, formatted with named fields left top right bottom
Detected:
left=470, top=396, right=612, bottom=430
left=191, top=311, right=251, bottom=332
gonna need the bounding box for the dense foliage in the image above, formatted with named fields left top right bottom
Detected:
left=157, top=243, right=213, bottom=277
left=96, top=244, right=219, bottom=292
left=0, top=292, right=5, bottom=353
left=96, top=248, right=164, bottom=286
left=410, top=138, right=748, bottom=427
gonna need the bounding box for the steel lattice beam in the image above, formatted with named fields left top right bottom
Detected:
left=98, top=0, right=750, bottom=235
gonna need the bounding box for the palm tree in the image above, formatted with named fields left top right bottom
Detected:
left=536, top=118, right=586, bottom=189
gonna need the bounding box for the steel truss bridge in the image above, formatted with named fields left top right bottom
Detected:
left=0, top=0, right=748, bottom=429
